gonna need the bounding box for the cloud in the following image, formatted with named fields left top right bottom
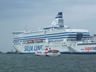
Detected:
left=64, top=4, right=96, bottom=23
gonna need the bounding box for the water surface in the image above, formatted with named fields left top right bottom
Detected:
left=0, top=54, right=96, bottom=72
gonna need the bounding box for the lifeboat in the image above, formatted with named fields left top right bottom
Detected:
left=46, top=50, right=61, bottom=56
left=27, top=40, right=34, bottom=43
left=27, top=39, right=43, bottom=43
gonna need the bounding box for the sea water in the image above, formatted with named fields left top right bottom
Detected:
left=0, top=54, right=96, bottom=72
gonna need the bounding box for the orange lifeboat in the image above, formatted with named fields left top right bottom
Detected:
left=27, top=39, right=43, bottom=43
left=27, top=40, right=34, bottom=43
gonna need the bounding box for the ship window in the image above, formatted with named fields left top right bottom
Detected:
left=76, top=33, right=83, bottom=41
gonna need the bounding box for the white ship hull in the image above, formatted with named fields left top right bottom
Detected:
left=13, top=41, right=96, bottom=54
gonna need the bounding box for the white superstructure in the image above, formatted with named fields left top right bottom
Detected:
left=13, top=12, right=96, bottom=54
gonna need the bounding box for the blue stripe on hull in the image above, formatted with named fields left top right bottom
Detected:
left=60, top=52, right=96, bottom=54
left=20, top=53, right=35, bottom=54
left=19, top=52, right=96, bottom=54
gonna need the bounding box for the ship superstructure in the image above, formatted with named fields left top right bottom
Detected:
left=13, top=12, right=96, bottom=54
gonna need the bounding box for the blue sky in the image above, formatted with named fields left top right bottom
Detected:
left=0, top=0, right=96, bottom=52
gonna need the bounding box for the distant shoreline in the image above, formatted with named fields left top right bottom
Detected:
left=0, top=51, right=19, bottom=54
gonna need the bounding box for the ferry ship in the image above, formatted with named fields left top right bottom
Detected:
left=12, top=12, right=96, bottom=54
